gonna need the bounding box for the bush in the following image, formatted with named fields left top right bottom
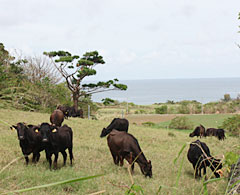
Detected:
left=219, top=115, right=240, bottom=137
left=169, top=116, right=194, bottom=130
left=155, top=105, right=167, bottom=114
left=135, top=109, right=146, bottom=114
left=142, top=121, right=155, bottom=127
left=177, top=104, right=190, bottom=114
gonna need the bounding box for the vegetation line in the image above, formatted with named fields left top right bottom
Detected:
left=87, top=190, right=106, bottom=195
left=0, top=119, right=12, bottom=128
left=1, top=174, right=104, bottom=194
left=0, top=156, right=23, bottom=174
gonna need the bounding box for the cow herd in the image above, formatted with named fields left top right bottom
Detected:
left=11, top=112, right=224, bottom=180
left=11, top=109, right=73, bottom=169
left=189, top=124, right=226, bottom=140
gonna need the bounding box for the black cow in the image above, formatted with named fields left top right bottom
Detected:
left=187, top=140, right=222, bottom=178
left=206, top=128, right=226, bottom=140
left=39, top=123, right=73, bottom=169
left=50, top=109, right=64, bottom=127
left=57, top=105, right=71, bottom=119
left=68, top=106, right=83, bottom=118
left=107, top=130, right=152, bottom=177
left=189, top=125, right=206, bottom=138
left=100, top=118, right=129, bottom=138
left=11, top=123, right=44, bottom=164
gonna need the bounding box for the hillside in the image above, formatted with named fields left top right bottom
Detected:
left=0, top=109, right=239, bottom=194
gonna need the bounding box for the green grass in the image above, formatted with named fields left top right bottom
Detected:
left=0, top=109, right=239, bottom=194
left=155, top=114, right=233, bottom=130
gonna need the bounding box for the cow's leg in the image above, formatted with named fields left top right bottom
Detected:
left=24, top=155, right=29, bottom=165
left=193, top=164, right=198, bottom=178
left=45, top=150, right=49, bottom=162
left=61, top=150, right=67, bottom=166
left=68, top=147, right=73, bottom=165
left=109, top=149, right=118, bottom=165
left=32, top=153, right=36, bottom=163
left=53, top=152, right=59, bottom=169
left=48, top=154, right=52, bottom=169
left=199, top=167, right=202, bottom=178
left=36, top=153, right=40, bottom=162
left=119, top=155, right=124, bottom=167
left=125, top=152, right=134, bottom=172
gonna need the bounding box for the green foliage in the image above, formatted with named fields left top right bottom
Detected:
left=125, top=184, right=144, bottom=195
left=101, top=98, right=115, bottom=106
left=155, top=105, right=167, bottom=114
left=44, top=50, right=127, bottom=111
left=169, top=116, right=194, bottom=130
left=135, top=109, right=146, bottom=114
left=142, top=121, right=155, bottom=127
left=219, top=115, right=240, bottom=137
left=166, top=100, right=175, bottom=104
left=224, top=152, right=239, bottom=169
left=223, top=94, right=231, bottom=102
left=177, top=104, right=190, bottom=114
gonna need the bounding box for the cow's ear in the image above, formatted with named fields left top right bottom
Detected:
left=10, top=125, right=17, bottom=131
left=148, top=160, right=151, bottom=164
left=50, top=125, right=58, bottom=132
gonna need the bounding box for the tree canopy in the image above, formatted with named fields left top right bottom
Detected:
left=44, top=50, right=127, bottom=110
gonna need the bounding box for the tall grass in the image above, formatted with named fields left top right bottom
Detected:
left=0, top=109, right=239, bottom=194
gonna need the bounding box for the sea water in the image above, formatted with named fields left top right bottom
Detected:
left=90, top=78, right=240, bottom=105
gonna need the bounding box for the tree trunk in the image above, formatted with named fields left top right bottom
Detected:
left=73, top=92, right=79, bottom=112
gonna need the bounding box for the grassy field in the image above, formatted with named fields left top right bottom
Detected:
left=0, top=109, right=239, bottom=194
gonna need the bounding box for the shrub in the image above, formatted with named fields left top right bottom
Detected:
left=169, top=116, right=194, bottom=130
left=219, top=115, right=240, bottom=137
left=155, top=105, right=167, bottom=114
left=142, top=121, right=155, bottom=127
left=177, top=104, right=190, bottom=114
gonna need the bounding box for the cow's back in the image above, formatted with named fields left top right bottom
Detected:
left=50, top=109, right=64, bottom=127
left=107, top=118, right=129, bottom=132
left=107, top=130, right=140, bottom=154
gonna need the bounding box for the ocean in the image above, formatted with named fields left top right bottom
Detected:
left=90, top=78, right=240, bottom=105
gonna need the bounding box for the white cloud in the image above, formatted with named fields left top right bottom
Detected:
left=1, top=0, right=240, bottom=80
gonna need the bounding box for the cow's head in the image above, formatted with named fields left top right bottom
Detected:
left=11, top=123, right=27, bottom=140
left=100, top=128, right=108, bottom=138
left=141, top=160, right=152, bottom=178
left=39, top=123, right=57, bottom=142
left=209, top=158, right=223, bottom=178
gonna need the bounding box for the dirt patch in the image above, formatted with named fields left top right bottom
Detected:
left=125, top=114, right=177, bottom=125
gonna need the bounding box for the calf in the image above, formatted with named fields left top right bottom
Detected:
left=11, top=123, right=44, bottom=164
left=50, top=109, right=64, bottom=127
left=107, top=130, right=152, bottom=177
left=206, top=128, right=226, bottom=140
left=189, top=125, right=205, bottom=138
left=39, top=123, right=73, bottom=169
left=187, top=140, right=222, bottom=178
left=100, top=118, right=129, bottom=138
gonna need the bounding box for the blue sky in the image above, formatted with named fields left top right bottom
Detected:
left=1, top=0, right=240, bottom=81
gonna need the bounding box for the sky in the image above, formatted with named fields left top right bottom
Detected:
left=1, top=0, right=240, bottom=81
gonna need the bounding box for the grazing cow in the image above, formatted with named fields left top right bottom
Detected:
left=206, top=128, right=226, bottom=140
left=57, top=105, right=71, bottom=119
left=68, top=106, right=83, bottom=118
left=39, top=123, right=73, bottom=169
left=107, top=130, right=152, bottom=177
left=50, top=109, right=64, bottom=127
left=187, top=140, right=222, bottom=178
left=189, top=125, right=206, bottom=138
left=11, top=123, right=44, bottom=164
left=216, top=129, right=225, bottom=140
left=100, top=118, right=129, bottom=138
